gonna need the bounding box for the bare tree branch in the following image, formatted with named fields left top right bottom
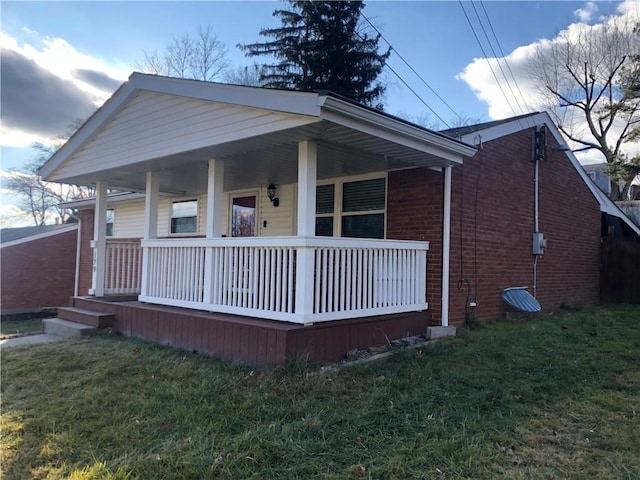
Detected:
left=527, top=16, right=640, bottom=199
left=135, top=25, right=229, bottom=82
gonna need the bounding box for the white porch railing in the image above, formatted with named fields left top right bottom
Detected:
left=138, top=237, right=428, bottom=324
left=104, top=240, right=143, bottom=295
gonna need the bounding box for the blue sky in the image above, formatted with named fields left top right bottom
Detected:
left=0, top=0, right=638, bottom=224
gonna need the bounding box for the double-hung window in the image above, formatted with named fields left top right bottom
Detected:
left=171, top=199, right=198, bottom=234
left=106, top=209, right=114, bottom=237
left=315, top=176, right=386, bottom=239
left=315, top=184, right=335, bottom=237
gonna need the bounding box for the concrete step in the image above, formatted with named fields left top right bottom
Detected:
left=57, top=307, right=115, bottom=328
left=44, top=318, right=97, bottom=337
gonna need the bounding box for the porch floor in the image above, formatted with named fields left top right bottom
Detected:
left=70, top=296, right=433, bottom=367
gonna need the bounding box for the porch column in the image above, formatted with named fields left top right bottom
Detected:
left=206, top=159, right=225, bottom=238
left=297, top=141, right=317, bottom=235
left=140, top=171, right=160, bottom=297
left=204, top=159, right=224, bottom=304
left=90, top=181, right=108, bottom=296
left=143, top=171, right=160, bottom=240
left=441, top=166, right=452, bottom=327
left=295, top=141, right=317, bottom=322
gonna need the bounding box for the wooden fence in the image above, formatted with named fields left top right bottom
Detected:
left=601, top=236, right=640, bottom=304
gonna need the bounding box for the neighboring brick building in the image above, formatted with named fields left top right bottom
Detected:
left=1, top=224, right=78, bottom=314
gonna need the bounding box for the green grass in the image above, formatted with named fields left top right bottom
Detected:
left=1, top=305, right=639, bottom=479
left=0, top=318, right=44, bottom=339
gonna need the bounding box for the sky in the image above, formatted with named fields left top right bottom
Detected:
left=1, top=0, right=639, bottom=224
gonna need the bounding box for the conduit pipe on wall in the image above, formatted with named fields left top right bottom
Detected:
left=532, top=125, right=546, bottom=298
left=74, top=216, right=81, bottom=297
left=442, top=165, right=453, bottom=327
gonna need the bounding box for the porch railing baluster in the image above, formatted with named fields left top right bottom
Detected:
left=138, top=237, right=429, bottom=324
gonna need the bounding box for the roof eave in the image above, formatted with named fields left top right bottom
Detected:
left=318, top=96, right=476, bottom=163
left=39, top=76, right=138, bottom=181
left=39, top=73, right=324, bottom=182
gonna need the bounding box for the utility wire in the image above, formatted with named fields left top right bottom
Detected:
left=470, top=2, right=528, bottom=119
left=479, top=1, right=535, bottom=126
left=384, top=58, right=452, bottom=128
left=459, top=0, right=527, bottom=128
left=360, top=11, right=460, bottom=127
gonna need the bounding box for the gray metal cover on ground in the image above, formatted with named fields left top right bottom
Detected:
left=501, top=287, right=541, bottom=313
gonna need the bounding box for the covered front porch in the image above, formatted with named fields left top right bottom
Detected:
left=43, top=73, right=475, bottom=334
left=100, top=235, right=428, bottom=324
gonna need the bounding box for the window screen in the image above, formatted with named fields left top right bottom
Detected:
left=315, top=217, right=334, bottom=236
left=316, top=184, right=335, bottom=214
left=342, top=178, right=385, bottom=212
left=342, top=214, right=384, bottom=239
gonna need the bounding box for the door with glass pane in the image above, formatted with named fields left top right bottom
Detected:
left=231, top=195, right=257, bottom=237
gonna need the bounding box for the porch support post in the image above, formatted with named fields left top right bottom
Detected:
left=295, top=140, right=317, bottom=322
left=441, top=166, right=452, bottom=327
left=143, top=171, right=160, bottom=240
left=90, top=181, right=108, bottom=296
left=296, top=141, right=317, bottom=236
left=141, top=171, right=160, bottom=297
left=206, top=159, right=225, bottom=238
left=204, top=159, right=224, bottom=304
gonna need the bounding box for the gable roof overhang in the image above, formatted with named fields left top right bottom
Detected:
left=0, top=224, right=78, bottom=249
left=446, top=111, right=640, bottom=236
left=40, top=73, right=475, bottom=195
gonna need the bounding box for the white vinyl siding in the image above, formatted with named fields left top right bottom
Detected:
left=109, top=184, right=296, bottom=238
left=55, top=91, right=319, bottom=180
left=257, top=183, right=295, bottom=236
left=112, top=202, right=145, bottom=238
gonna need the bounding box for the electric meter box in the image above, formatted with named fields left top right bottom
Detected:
left=532, top=232, right=546, bottom=255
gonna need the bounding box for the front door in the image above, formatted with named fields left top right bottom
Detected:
left=231, top=194, right=257, bottom=237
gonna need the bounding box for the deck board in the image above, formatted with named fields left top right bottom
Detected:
left=71, top=297, right=430, bottom=367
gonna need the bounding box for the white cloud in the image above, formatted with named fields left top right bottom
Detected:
left=0, top=128, right=48, bottom=149
left=0, top=31, right=130, bottom=148
left=574, top=2, right=599, bottom=23
left=1, top=32, right=128, bottom=98
left=457, top=0, right=640, bottom=164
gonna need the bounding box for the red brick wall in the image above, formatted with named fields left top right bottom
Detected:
left=1, top=228, right=78, bottom=312
left=387, top=127, right=601, bottom=326
left=387, top=168, right=443, bottom=325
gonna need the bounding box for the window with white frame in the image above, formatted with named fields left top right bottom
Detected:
left=106, top=209, right=114, bottom=237
left=171, top=199, right=198, bottom=234
left=315, top=176, right=386, bottom=239
left=315, top=184, right=335, bottom=236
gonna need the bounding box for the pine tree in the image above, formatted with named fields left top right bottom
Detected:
left=240, top=1, right=390, bottom=109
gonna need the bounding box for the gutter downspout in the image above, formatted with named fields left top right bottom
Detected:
left=533, top=156, right=540, bottom=298
left=442, top=166, right=453, bottom=327
left=532, top=125, right=546, bottom=299
left=74, top=217, right=81, bottom=297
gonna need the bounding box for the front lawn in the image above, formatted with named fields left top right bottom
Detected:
left=0, top=317, right=44, bottom=339
left=1, top=305, right=639, bottom=479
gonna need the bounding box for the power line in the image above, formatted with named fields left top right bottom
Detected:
left=459, top=0, right=529, bottom=129
left=479, top=1, right=535, bottom=124
left=359, top=11, right=459, bottom=127
left=470, top=2, right=528, bottom=118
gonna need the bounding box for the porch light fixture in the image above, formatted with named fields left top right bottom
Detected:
left=267, top=184, right=279, bottom=207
